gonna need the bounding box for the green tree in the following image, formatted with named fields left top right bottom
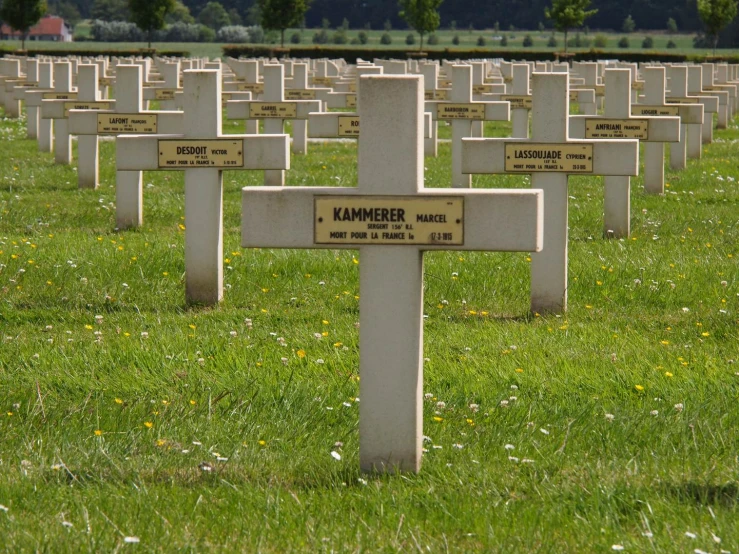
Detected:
left=622, top=14, right=635, bottom=32
left=258, top=0, right=311, bottom=47
left=399, top=0, right=444, bottom=51
left=50, top=1, right=81, bottom=25
left=666, top=16, right=678, bottom=33
left=165, top=1, right=194, bottom=24
left=697, top=0, right=738, bottom=54
left=128, top=0, right=175, bottom=48
left=544, top=0, right=597, bottom=53
left=198, top=1, right=230, bottom=30
left=0, top=0, right=47, bottom=50
left=91, top=0, right=128, bottom=21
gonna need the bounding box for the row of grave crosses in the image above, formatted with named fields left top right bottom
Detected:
left=2, top=56, right=737, bottom=311
left=2, top=56, right=738, bottom=474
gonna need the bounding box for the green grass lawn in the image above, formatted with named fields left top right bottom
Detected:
left=0, top=104, right=737, bottom=551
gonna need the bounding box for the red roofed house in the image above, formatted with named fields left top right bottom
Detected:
left=1, top=15, right=73, bottom=42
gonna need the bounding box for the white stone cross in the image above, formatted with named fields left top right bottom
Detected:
left=667, top=66, right=716, bottom=160
left=11, top=59, right=39, bottom=139
left=116, top=70, right=290, bottom=305
left=700, top=63, right=736, bottom=129
left=241, top=75, right=543, bottom=473
left=226, top=64, right=321, bottom=186
left=69, top=64, right=184, bottom=225
left=686, top=65, right=721, bottom=145
left=632, top=66, right=703, bottom=172
left=569, top=68, right=680, bottom=204
left=23, top=62, right=61, bottom=154
left=713, top=63, right=739, bottom=118
left=462, top=72, right=639, bottom=313
left=425, top=64, right=510, bottom=187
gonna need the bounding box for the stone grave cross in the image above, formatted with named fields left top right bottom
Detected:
left=425, top=64, right=510, bottom=187
left=69, top=64, right=184, bottom=224
left=241, top=75, right=543, bottom=473
left=569, top=68, right=680, bottom=201
left=666, top=65, right=716, bottom=160
left=632, top=66, right=703, bottom=172
left=462, top=72, right=639, bottom=313
left=116, top=70, right=290, bottom=305
left=226, top=64, right=321, bottom=186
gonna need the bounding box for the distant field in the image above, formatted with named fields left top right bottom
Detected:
left=2, top=27, right=738, bottom=58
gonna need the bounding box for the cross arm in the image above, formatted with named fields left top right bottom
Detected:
left=69, top=111, right=183, bottom=135
left=226, top=100, right=322, bottom=120
left=308, top=113, right=433, bottom=139
left=424, top=101, right=510, bottom=122
left=116, top=134, right=290, bottom=171
left=41, top=99, right=116, bottom=119
left=569, top=115, right=681, bottom=143
left=461, top=137, right=639, bottom=177
left=242, top=187, right=542, bottom=253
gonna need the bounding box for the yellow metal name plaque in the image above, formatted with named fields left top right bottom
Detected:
left=338, top=116, right=360, bottom=136
left=311, top=76, right=334, bottom=86
left=425, top=89, right=449, bottom=101
left=97, top=113, right=158, bottom=134
left=158, top=140, right=243, bottom=168
left=472, top=84, right=493, bottom=94
left=504, top=143, right=593, bottom=173
left=248, top=102, right=297, bottom=118
left=315, top=196, right=464, bottom=246
left=666, top=97, right=699, bottom=104
left=43, top=92, right=77, bottom=100
left=345, top=93, right=357, bottom=108
left=585, top=118, right=649, bottom=139
left=501, top=95, right=533, bottom=110
left=154, top=89, right=176, bottom=100
left=631, top=105, right=679, bottom=117
left=236, top=82, right=264, bottom=93
left=63, top=101, right=112, bottom=116
left=437, top=103, right=485, bottom=120
left=285, top=89, right=317, bottom=100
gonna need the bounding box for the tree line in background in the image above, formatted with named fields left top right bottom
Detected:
left=2, top=0, right=739, bottom=49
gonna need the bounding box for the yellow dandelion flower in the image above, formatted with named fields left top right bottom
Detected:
left=258, top=440, right=266, bottom=446
left=333, top=342, right=343, bottom=347
left=352, top=257, right=359, bottom=265
left=94, top=429, right=103, bottom=436
left=162, top=272, right=168, bottom=276
left=433, top=416, right=443, bottom=422
left=144, top=421, right=153, bottom=429
left=190, top=399, right=196, bottom=405
left=115, top=398, right=123, bottom=404
left=701, top=332, right=709, bottom=337
left=189, top=324, right=196, bottom=330
left=85, top=324, right=93, bottom=330
left=635, top=385, right=644, bottom=392
left=515, top=368, right=524, bottom=373
left=297, top=349, right=306, bottom=358
left=322, top=320, right=329, bottom=325
left=156, top=439, right=167, bottom=446
left=322, top=331, right=329, bottom=337
left=665, top=372, right=673, bottom=378
left=660, top=340, right=669, bottom=345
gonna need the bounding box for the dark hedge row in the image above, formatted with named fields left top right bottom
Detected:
left=222, top=45, right=739, bottom=64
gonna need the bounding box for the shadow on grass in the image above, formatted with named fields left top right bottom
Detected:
left=663, top=481, right=738, bottom=508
